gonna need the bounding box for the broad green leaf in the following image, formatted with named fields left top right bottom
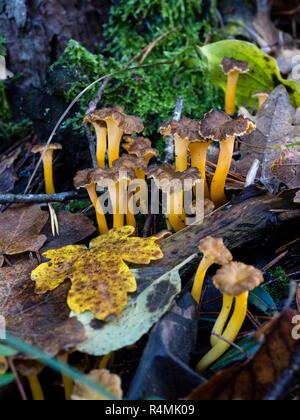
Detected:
left=75, top=255, right=196, bottom=356
left=0, top=373, right=15, bottom=386
left=0, top=344, right=17, bottom=357
left=211, top=337, right=260, bottom=371
left=249, top=286, right=277, bottom=316
left=199, top=40, right=300, bottom=108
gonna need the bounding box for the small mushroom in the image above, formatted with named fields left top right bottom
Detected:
left=200, top=110, right=256, bottom=207
left=16, top=360, right=45, bottom=401
left=221, top=57, right=249, bottom=116
left=196, top=262, right=264, bottom=373
left=71, top=369, right=122, bottom=400
left=191, top=237, right=233, bottom=304
left=253, top=91, right=270, bottom=109
left=123, top=136, right=158, bottom=179
left=189, top=132, right=212, bottom=198
left=32, top=143, right=62, bottom=194
left=160, top=119, right=198, bottom=172
left=74, top=169, right=108, bottom=234
left=84, top=113, right=108, bottom=168
left=87, top=107, right=144, bottom=167
left=147, top=164, right=202, bottom=232
left=91, top=166, right=136, bottom=228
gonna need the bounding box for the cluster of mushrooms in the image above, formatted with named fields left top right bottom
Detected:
left=29, top=56, right=268, bottom=373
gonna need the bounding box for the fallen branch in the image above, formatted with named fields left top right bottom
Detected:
left=0, top=191, right=88, bottom=204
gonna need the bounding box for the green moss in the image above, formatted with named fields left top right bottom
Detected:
left=50, top=0, right=223, bottom=140
left=263, top=267, right=291, bottom=302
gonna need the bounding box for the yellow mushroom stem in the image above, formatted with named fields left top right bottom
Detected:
left=108, top=182, right=125, bottom=228
left=27, top=375, right=45, bottom=401
left=210, top=136, right=235, bottom=207
left=106, top=118, right=124, bottom=167
left=41, top=149, right=55, bottom=195
left=99, top=352, right=114, bottom=370
left=257, top=96, right=268, bottom=109
left=92, top=123, right=107, bottom=168
left=196, top=292, right=248, bottom=373
left=126, top=181, right=136, bottom=229
left=85, top=184, right=109, bottom=235
left=167, top=190, right=186, bottom=232
left=174, top=136, right=190, bottom=172
left=210, top=295, right=234, bottom=347
left=58, top=353, right=73, bottom=401
left=225, top=69, right=241, bottom=116
left=191, top=255, right=214, bottom=303
left=190, top=142, right=212, bottom=199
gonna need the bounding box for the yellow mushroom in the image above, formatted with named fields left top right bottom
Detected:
left=16, top=360, right=45, bottom=401
left=123, top=136, right=158, bottom=179
left=147, top=164, right=202, bottom=232
left=86, top=107, right=144, bottom=167
left=74, top=169, right=108, bottom=234
left=196, top=262, right=264, bottom=373
left=189, top=135, right=212, bottom=199
left=200, top=111, right=256, bottom=207
left=221, top=57, right=249, bottom=116
left=160, top=119, right=198, bottom=172
left=253, top=91, right=270, bottom=109
left=84, top=113, right=108, bottom=168
left=32, top=143, right=62, bottom=194
left=191, top=237, right=232, bottom=304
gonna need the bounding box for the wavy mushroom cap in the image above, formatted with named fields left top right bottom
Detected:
left=147, top=164, right=202, bottom=193
left=199, top=237, right=232, bottom=266
left=221, top=57, right=249, bottom=75
left=32, top=143, right=63, bottom=154
left=213, top=262, right=264, bottom=296
left=74, top=168, right=95, bottom=189
left=83, top=106, right=144, bottom=134
left=83, top=113, right=107, bottom=128
left=253, top=91, right=270, bottom=100
left=113, top=154, right=148, bottom=172
left=294, top=190, right=300, bottom=204
left=160, top=118, right=202, bottom=142
left=123, top=136, right=158, bottom=158
left=200, top=110, right=256, bottom=141
left=90, top=166, right=136, bottom=187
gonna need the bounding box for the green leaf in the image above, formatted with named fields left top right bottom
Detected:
left=210, top=337, right=260, bottom=371
left=74, top=255, right=196, bottom=356
left=199, top=40, right=300, bottom=108
left=0, top=344, right=17, bottom=357
left=249, top=286, right=277, bottom=316
left=0, top=373, right=15, bottom=387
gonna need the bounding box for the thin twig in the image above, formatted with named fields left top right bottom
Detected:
left=8, top=357, right=28, bottom=401
left=211, top=332, right=250, bottom=358
left=0, top=191, right=88, bottom=204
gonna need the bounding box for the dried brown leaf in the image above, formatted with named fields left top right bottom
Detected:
left=0, top=205, right=48, bottom=267
left=271, top=146, right=300, bottom=189
left=186, top=310, right=300, bottom=401
left=0, top=260, right=87, bottom=355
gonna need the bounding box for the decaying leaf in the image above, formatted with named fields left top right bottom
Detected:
left=71, top=369, right=122, bottom=400
left=32, top=227, right=163, bottom=321
left=75, top=256, right=194, bottom=356
left=186, top=310, right=300, bottom=401
left=0, top=205, right=48, bottom=267
left=0, top=260, right=87, bottom=355
left=41, top=210, right=96, bottom=253
left=271, top=146, right=300, bottom=189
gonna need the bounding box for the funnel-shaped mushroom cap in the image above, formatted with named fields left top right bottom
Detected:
left=221, top=57, right=249, bottom=75
left=32, top=143, right=63, bottom=154
left=294, top=191, right=300, bottom=204
left=200, top=111, right=256, bottom=141
left=123, top=136, right=159, bottom=158
left=74, top=169, right=95, bottom=189
left=83, top=113, right=107, bottom=128
left=199, top=237, right=232, bottom=265
left=253, top=91, right=270, bottom=100
left=113, top=154, right=148, bottom=172
left=147, top=164, right=202, bottom=193
left=85, top=107, right=144, bottom=134
left=160, top=118, right=202, bottom=142
left=90, top=167, right=136, bottom=186
left=213, top=262, right=264, bottom=296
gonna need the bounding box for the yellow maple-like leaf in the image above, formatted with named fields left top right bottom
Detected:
left=31, top=227, right=163, bottom=320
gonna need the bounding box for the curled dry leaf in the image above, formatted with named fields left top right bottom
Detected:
left=271, top=146, right=300, bottom=189
left=0, top=260, right=87, bottom=356
left=71, top=369, right=122, bottom=400
left=32, top=227, right=164, bottom=321
left=186, top=310, right=300, bottom=401
left=0, top=204, right=48, bottom=267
